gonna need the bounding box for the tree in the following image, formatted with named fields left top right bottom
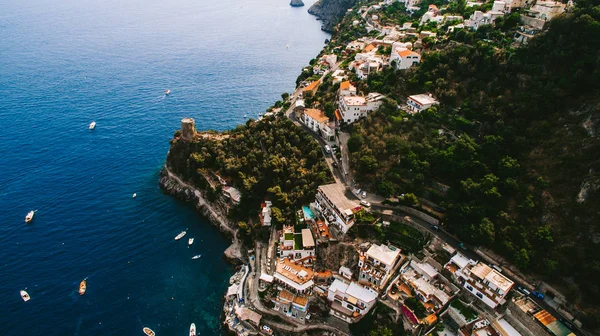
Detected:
left=348, top=134, right=364, bottom=153
left=403, top=193, right=419, bottom=206
left=359, top=155, right=378, bottom=173
left=281, top=92, right=290, bottom=101
left=378, top=180, right=396, bottom=197
left=370, top=327, right=393, bottom=336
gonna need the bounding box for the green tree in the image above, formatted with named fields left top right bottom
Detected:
left=370, top=327, right=393, bottom=336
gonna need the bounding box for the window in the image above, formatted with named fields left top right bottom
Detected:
left=476, top=292, right=484, bottom=299
left=467, top=285, right=473, bottom=291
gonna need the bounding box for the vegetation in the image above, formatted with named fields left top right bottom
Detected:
left=350, top=302, right=405, bottom=336
left=450, top=300, right=477, bottom=321
left=404, top=297, right=428, bottom=319
left=166, top=117, right=333, bottom=237
left=346, top=5, right=600, bottom=310
left=348, top=217, right=428, bottom=252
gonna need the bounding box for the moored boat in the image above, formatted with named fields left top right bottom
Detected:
left=188, top=238, right=194, bottom=246
left=190, top=323, right=196, bottom=336
left=191, top=255, right=201, bottom=260
left=142, top=327, right=155, bottom=336
left=174, top=231, right=186, bottom=240
left=89, top=121, right=96, bottom=130
left=25, top=210, right=35, bottom=223
left=79, top=279, right=87, bottom=295
left=20, top=290, right=30, bottom=302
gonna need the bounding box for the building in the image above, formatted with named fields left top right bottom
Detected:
left=445, top=253, right=514, bottom=309
left=315, top=184, right=362, bottom=233
left=259, top=201, right=272, bottom=226
left=274, top=257, right=315, bottom=294
left=303, top=81, right=320, bottom=96
left=339, top=266, right=353, bottom=280
left=222, top=186, right=241, bottom=204
left=338, top=93, right=385, bottom=124
left=331, top=69, right=347, bottom=84
left=279, top=225, right=316, bottom=261
left=390, top=49, right=421, bottom=70
left=465, top=1, right=506, bottom=30
left=358, top=244, right=402, bottom=290
left=406, top=94, right=439, bottom=113
left=327, top=279, right=378, bottom=323
left=303, top=108, right=335, bottom=141
left=339, top=81, right=357, bottom=97
left=521, top=1, right=566, bottom=29
left=272, top=289, right=310, bottom=323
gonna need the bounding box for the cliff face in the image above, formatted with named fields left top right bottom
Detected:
left=308, top=0, right=358, bottom=32
left=290, top=0, right=305, bottom=7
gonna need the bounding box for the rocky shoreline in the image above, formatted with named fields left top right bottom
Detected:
left=308, top=0, right=358, bottom=32
left=158, top=167, right=245, bottom=265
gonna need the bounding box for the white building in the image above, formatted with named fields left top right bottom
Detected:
left=358, top=244, right=402, bottom=290
left=339, top=93, right=385, bottom=124
left=445, top=253, right=514, bottom=308
left=260, top=200, right=272, bottom=226
left=279, top=225, right=316, bottom=261
left=397, top=260, right=459, bottom=313
left=406, top=94, right=439, bottom=113
left=331, top=69, right=347, bottom=84
left=303, top=108, right=335, bottom=141
left=465, top=1, right=506, bottom=30
left=390, top=48, right=421, bottom=70
left=327, top=279, right=378, bottom=323
left=338, top=81, right=357, bottom=97
left=529, top=0, right=566, bottom=20
left=272, top=289, right=310, bottom=323
left=315, top=183, right=361, bottom=233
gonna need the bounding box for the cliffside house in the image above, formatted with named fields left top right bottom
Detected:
left=315, top=183, right=362, bottom=233
left=358, top=244, right=402, bottom=290
left=303, top=108, right=335, bottom=142
left=259, top=200, right=272, bottom=226
left=222, top=186, right=241, bottom=205
left=390, top=48, right=421, bottom=70
left=279, top=225, right=316, bottom=261
left=327, top=279, right=378, bottom=323
left=445, top=253, right=514, bottom=309
left=406, top=94, right=439, bottom=114
left=338, top=93, right=385, bottom=124
left=272, top=289, right=310, bottom=323
left=303, top=81, right=320, bottom=97
left=465, top=1, right=506, bottom=30
left=274, top=257, right=315, bottom=294
left=339, top=81, right=357, bottom=97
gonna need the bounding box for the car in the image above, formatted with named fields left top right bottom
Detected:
left=360, top=200, right=371, bottom=207
left=324, top=145, right=331, bottom=153
left=262, top=325, right=273, bottom=334
left=430, top=224, right=440, bottom=231
left=361, top=191, right=367, bottom=199
left=355, top=188, right=361, bottom=196
left=532, top=291, right=545, bottom=300
left=517, top=286, right=531, bottom=296
left=458, top=243, right=467, bottom=249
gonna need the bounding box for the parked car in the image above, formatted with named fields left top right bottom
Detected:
left=533, top=291, right=545, bottom=300
left=332, top=161, right=338, bottom=168
left=262, top=325, right=273, bottom=335
left=355, top=188, right=361, bottom=196
left=324, top=145, right=331, bottom=153
left=430, top=224, right=440, bottom=231
left=360, top=200, right=371, bottom=207
left=517, top=286, right=531, bottom=296
left=361, top=191, right=367, bottom=199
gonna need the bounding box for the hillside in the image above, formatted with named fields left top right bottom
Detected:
left=347, top=4, right=600, bottom=312
left=308, top=0, right=359, bottom=32
left=166, top=117, right=333, bottom=231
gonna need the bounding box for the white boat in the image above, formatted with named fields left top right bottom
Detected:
left=190, top=323, right=196, bottom=336
left=25, top=210, right=35, bottom=223
left=165, top=89, right=171, bottom=95
left=89, top=121, right=96, bottom=130
left=20, top=290, right=30, bottom=302
left=188, top=238, right=194, bottom=246
left=132, top=193, right=137, bottom=198
left=174, top=231, right=187, bottom=240
left=142, top=327, right=155, bottom=336
left=191, top=255, right=202, bottom=260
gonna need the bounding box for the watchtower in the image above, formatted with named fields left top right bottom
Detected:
left=181, top=118, right=196, bottom=140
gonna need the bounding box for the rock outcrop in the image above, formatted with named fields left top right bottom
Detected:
left=159, top=167, right=246, bottom=264
left=290, top=0, right=305, bottom=7
left=308, top=0, right=358, bottom=32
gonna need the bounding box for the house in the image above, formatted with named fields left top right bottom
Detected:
left=315, top=183, right=362, bottom=233
left=222, top=186, right=241, bottom=204
left=397, top=0, right=423, bottom=12
left=445, top=253, right=514, bottom=308
left=346, top=41, right=366, bottom=53
left=339, top=81, right=357, bottom=97
left=303, top=81, right=320, bottom=96
left=327, top=279, right=378, bottom=323
left=358, top=244, right=402, bottom=290
left=459, top=319, right=499, bottom=336
left=390, top=49, right=421, bottom=70
left=331, top=69, right=347, bottom=84
left=303, top=108, right=335, bottom=141
left=406, top=94, right=439, bottom=113
left=521, top=1, right=566, bottom=29
left=272, top=289, right=310, bottom=323
left=260, top=200, right=272, bottom=226
left=279, top=225, right=316, bottom=261
left=274, top=257, right=315, bottom=294
left=338, top=93, right=385, bottom=124
left=465, top=1, right=506, bottom=30
left=339, top=266, right=353, bottom=280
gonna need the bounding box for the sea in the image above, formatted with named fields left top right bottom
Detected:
left=0, top=0, right=329, bottom=334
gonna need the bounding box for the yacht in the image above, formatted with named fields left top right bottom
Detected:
left=190, top=323, right=196, bottom=336
left=174, top=231, right=187, bottom=240
left=188, top=238, right=194, bottom=246
left=25, top=210, right=35, bottom=223
left=192, top=255, right=202, bottom=260
left=89, top=121, right=96, bottom=130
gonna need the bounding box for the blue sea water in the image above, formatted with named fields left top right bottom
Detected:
left=0, top=0, right=328, bottom=334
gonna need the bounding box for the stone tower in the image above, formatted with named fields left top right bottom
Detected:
left=181, top=118, right=196, bottom=140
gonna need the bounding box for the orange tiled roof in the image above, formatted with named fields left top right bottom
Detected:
left=278, top=289, right=295, bottom=302
left=304, top=108, right=329, bottom=123
left=304, top=81, right=320, bottom=93
left=340, top=81, right=351, bottom=90
left=292, top=295, right=309, bottom=306
left=398, top=49, right=419, bottom=57
left=334, top=109, right=342, bottom=121
left=363, top=44, right=376, bottom=52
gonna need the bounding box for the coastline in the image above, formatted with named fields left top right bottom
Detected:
left=159, top=166, right=245, bottom=265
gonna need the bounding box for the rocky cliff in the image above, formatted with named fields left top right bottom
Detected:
left=308, top=0, right=358, bottom=32
left=159, top=167, right=245, bottom=265
left=290, top=0, right=305, bottom=7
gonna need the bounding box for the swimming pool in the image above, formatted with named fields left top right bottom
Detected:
left=302, top=206, right=315, bottom=220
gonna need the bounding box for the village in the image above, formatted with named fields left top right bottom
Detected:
left=211, top=0, right=581, bottom=335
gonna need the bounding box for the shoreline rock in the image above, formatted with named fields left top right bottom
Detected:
left=308, top=0, right=358, bottom=32
left=290, top=0, right=305, bottom=7
left=158, top=167, right=246, bottom=265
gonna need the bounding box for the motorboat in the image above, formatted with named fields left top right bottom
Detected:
left=191, top=255, right=202, bottom=260
left=165, top=89, right=171, bottom=95
left=79, top=279, right=87, bottom=295
left=132, top=193, right=137, bottom=198
left=188, top=238, right=194, bottom=246
left=89, top=121, right=96, bottom=130
left=20, top=290, right=30, bottom=302
left=174, top=231, right=186, bottom=240
left=25, top=210, right=35, bottom=223
left=142, top=327, right=155, bottom=336
left=190, top=323, right=196, bottom=336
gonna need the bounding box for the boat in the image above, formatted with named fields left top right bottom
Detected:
left=89, top=121, right=96, bottom=130
left=142, top=327, right=155, bottom=336
left=132, top=193, right=137, bottom=198
left=79, top=279, right=87, bottom=295
left=25, top=210, right=35, bottom=223
left=20, top=290, right=30, bottom=302
left=174, top=231, right=186, bottom=240
left=165, top=89, right=171, bottom=95
left=191, top=255, right=202, bottom=260
left=188, top=238, right=194, bottom=246
left=190, top=323, right=196, bottom=336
